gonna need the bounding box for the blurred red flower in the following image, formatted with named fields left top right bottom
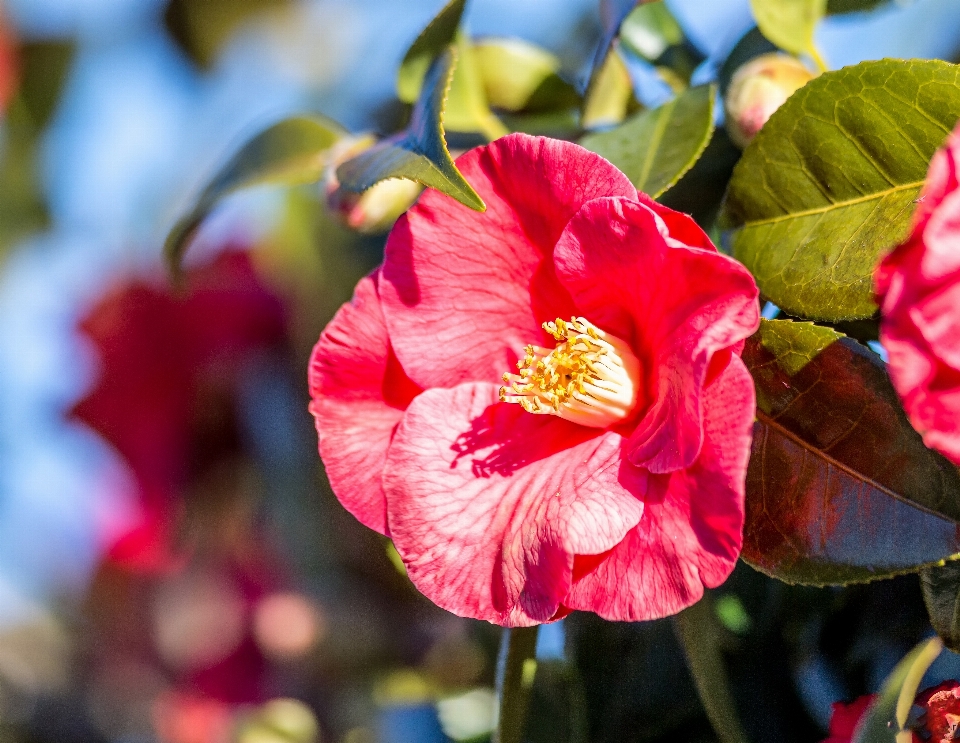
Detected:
left=309, top=133, right=759, bottom=626
left=823, top=681, right=960, bottom=743
left=73, top=250, right=287, bottom=572
left=0, top=9, right=17, bottom=114
left=876, top=122, right=960, bottom=465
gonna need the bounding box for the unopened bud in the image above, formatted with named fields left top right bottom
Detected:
left=724, top=53, right=816, bottom=149
left=325, top=135, right=423, bottom=235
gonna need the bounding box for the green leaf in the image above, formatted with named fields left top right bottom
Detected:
left=583, top=0, right=641, bottom=128
left=337, top=47, right=485, bottom=213
left=619, top=1, right=684, bottom=62
left=581, top=48, right=637, bottom=130
left=920, top=559, right=960, bottom=652
left=673, top=595, right=749, bottom=743
left=749, top=0, right=826, bottom=57
left=396, top=1, right=506, bottom=140
left=723, top=59, right=960, bottom=322
left=164, top=115, right=345, bottom=275
left=473, top=38, right=579, bottom=113
left=580, top=84, right=715, bottom=199
left=827, top=0, right=888, bottom=13
left=852, top=637, right=942, bottom=743
left=443, top=31, right=509, bottom=140
left=397, top=0, right=467, bottom=104
left=742, top=318, right=960, bottom=585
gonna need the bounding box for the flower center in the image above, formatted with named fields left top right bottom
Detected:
left=499, top=317, right=641, bottom=428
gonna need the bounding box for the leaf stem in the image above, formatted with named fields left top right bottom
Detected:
left=493, top=625, right=540, bottom=743
left=809, top=45, right=828, bottom=73
left=673, top=595, right=749, bottom=743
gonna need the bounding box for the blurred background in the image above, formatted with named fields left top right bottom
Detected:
left=0, top=0, right=960, bottom=741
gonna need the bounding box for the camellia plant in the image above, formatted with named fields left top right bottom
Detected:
left=164, top=0, right=960, bottom=741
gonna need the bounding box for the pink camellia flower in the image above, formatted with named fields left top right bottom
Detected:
left=308, top=133, right=760, bottom=626
left=876, top=122, right=960, bottom=465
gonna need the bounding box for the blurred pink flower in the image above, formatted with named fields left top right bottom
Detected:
left=309, top=133, right=759, bottom=626
left=876, top=123, right=960, bottom=465
left=73, top=251, right=287, bottom=572
left=822, top=681, right=960, bottom=743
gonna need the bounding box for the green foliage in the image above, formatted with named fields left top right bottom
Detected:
left=749, top=0, right=826, bottom=57
left=581, top=49, right=637, bottom=130
left=580, top=84, right=715, bottom=199
left=397, top=0, right=467, bottom=104
left=473, top=38, right=579, bottom=113
left=723, top=59, right=960, bottom=322
left=673, top=596, right=748, bottom=743
left=164, top=115, right=345, bottom=275
left=0, top=42, right=75, bottom=256
left=443, top=32, right=509, bottom=140
left=164, top=0, right=291, bottom=69
left=742, top=319, right=960, bottom=585
left=582, top=0, right=642, bottom=129
left=618, top=1, right=684, bottom=62
left=827, top=0, right=888, bottom=13
left=337, top=48, right=485, bottom=212
left=396, top=1, right=506, bottom=140
left=920, top=560, right=960, bottom=652
left=852, top=638, right=942, bottom=743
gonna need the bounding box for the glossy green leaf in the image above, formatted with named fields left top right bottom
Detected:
left=723, top=59, right=960, bottom=322
left=396, top=1, right=506, bottom=140
left=852, top=637, right=942, bottom=743
left=474, top=38, right=579, bottom=113
left=742, top=318, right=960, bottom=585
left=397, top=0, right=466, bottom=104
left=337, top=47, right=485, bottom=213
left=619, top=1, right=683, bottom=62
left=443, top=31, right=509, bottom=140
left=920, top=559, right=960, bottom=652
left=750, top=0, right=826, bottom=57
left=581, top=84, right=715, bottom=198
left=164, top=115, right=345, bottom=275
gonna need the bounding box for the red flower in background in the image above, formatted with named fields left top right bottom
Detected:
left=823, top=681, right=960, bottom=743
left=0, top=8, right=17, bottom=114
left=309, top=133, right=759, bottom=626
left=73, top=250, right=287, bottom=572
left=876, top=122, right=960, bottom=465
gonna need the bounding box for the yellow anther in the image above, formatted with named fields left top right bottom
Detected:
left=499, top=317, right=642, bottom=429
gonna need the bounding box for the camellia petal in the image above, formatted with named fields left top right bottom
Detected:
left=562, top=358, right=754, bottom=621
left=308, top=272, right=421, bottom=535
left=877, top=121, right=960, bottom=466
left=379, top=134, right=637, bottom=391
left=553, top=197, right=759, bottom=473
left=383, top=383, right=645, bottom=626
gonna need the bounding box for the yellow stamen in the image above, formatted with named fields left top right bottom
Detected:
left=498, top=316, right=641, bottom=428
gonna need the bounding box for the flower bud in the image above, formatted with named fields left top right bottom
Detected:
left=724, top=53, right=815, bottom=149
left=325, top=135, right=423, bottom=235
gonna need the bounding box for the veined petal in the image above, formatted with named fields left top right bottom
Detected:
left=383, top=383, right=644, bottom=627
left=379, top=134, right=637, bottom=391
left=553, top=197, right=759, bottom=472
left=308, top=272, right=421, bottom=535
left=562, top=357, right=754, bottom=621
